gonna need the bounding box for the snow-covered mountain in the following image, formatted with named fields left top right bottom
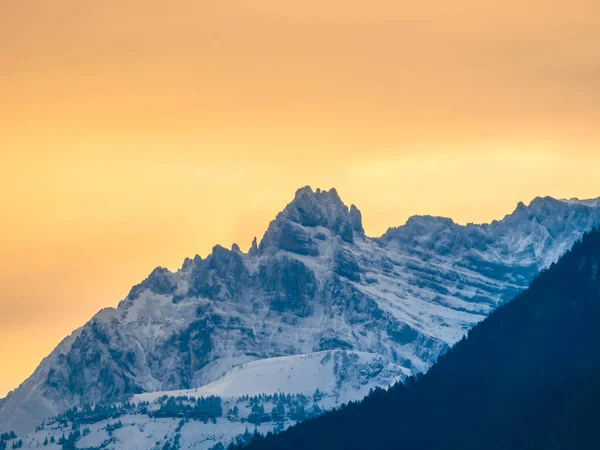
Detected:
left=2, top=187, right=600, bottom=443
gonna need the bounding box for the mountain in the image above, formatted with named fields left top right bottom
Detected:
left=237, top=228, right=600, bottom=450
left=2, top=187, right=600, bottom=440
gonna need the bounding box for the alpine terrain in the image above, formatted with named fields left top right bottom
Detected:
left=1, top=187, right=600, bottom=449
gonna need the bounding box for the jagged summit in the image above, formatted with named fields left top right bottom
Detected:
left=398, top=215, right=458, bottom=233
left=275, top=186, right=363, bottom=238
left=259, top=186, right=364, bottom=254
left=502, top=195, right=600, bottom=221
left=561, top=197, right=600, bottom=207
left=521, top=196, right=574, bottom=215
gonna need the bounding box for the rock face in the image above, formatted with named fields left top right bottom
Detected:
left=1, top=188, right=600, bottom=436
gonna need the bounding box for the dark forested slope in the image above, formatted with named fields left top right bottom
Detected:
left=240, top=229, right=600, bottom=450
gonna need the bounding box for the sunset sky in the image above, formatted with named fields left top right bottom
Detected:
left=1, top=0, right=600, bottom=397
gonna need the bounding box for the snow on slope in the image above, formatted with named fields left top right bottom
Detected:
left=9, top=412, right=282, bottom=450
left=135, top=350, right=408, bottom=403
left=2, top=188, right=600, bottom=442
left=15, top=350, right=404, bottom=450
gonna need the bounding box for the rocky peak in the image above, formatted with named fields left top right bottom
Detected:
left=249, top=237, right=259, bottom=256
left=527, top=196, right=567, bottom=215
left=380, top=215, right=459, bottom=247
left=350, top=205, right=364, bottom=234
left=187, top=245, right=249, bottom=300
left=498, top=196, right=600, bottom=234
left=280, top=187, right=362, bottom=233
left=127, top=267, right=176, bottom=300
left=562, top=197, right=600, bottom=208
left=260, top=187, right=364, bottom=254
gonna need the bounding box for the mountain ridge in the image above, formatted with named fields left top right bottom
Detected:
left=2, top=187, right=600, bottom=439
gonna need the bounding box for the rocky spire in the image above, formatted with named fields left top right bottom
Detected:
left=249, top=237, right=259, bottom=256
left=280, top=186, right=363, bottom=238
left=259, top=186, right=364, bottom=255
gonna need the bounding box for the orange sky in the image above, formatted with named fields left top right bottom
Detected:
left=1, top=0, right=600, bottom=398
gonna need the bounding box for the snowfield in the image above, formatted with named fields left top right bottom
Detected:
left=135, top=350, right=408, bottom=403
